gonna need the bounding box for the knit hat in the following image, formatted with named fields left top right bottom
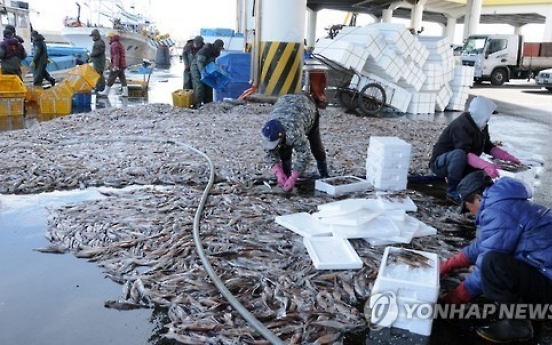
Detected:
left=261, top=119, right=285, bottom=151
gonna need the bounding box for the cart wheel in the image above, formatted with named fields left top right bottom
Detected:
left=336, top=87, right=359, bottom=112
left=357, top=83, right=386, bottom=116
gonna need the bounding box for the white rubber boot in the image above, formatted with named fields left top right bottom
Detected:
left=121, top=86, right=129, bottom=97
left=98, top=86, right=111, bottom=97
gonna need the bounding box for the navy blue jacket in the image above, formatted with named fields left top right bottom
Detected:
left=462, top=177, right=552, bottom=297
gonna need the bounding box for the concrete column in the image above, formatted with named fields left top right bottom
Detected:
left=445, top=16, right=457, bottom=43
left=463, top=0, right=482, bottom=40
left=410, top=0, right=427, bottom=34
left=382, top=9, right=393, bottom=23
left=544, top=7, right=552, bottom=42
left=306, top=9, right=317, bottom=51
left=513, top=25, right=523, bottom=35
left=258, top=0, right=306, bottom=96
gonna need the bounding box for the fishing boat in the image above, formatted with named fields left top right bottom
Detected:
left=0, top=0, right=81, bottom=84
left=60, top=0, right=175, bottom=66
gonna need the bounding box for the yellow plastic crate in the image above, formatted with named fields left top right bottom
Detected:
left=26, top=86, right=44, bottom=103
left=42, top=81, right=73, bottom=99
left=36, top=112, right=57, bottom=122
left=0, top=75, right=26, bottom=98
left=0, top=97, right=25, bottom=116
left=172, top=89, right=196, bottom=108
left=66, top=64, right=100, bottom=92
left=0, top=114, right=25, bottom=131
left=39, top=95, right=72, bottom=115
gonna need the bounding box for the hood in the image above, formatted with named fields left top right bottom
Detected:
left=479, top=177, right=532, bottom=212
left=468, top=96, right=497, bottom=130
left=109, top=34, right=121, bottom=43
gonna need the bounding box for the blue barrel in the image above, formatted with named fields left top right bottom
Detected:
left=156, top=46, right=171, bottom=68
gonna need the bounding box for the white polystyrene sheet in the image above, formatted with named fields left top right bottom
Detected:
left=376, top=194, right=417, bottom=212
left=275, top=212, right=332, bottom=237
left=331, top=215, right=401, bottom=239
left=303, top=236, right=363, bottom=270
left=316, top=208, right=384, bottom=226
left=315, top=198, right=383, bottom=217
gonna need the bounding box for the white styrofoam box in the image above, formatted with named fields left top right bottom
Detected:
left=366, top=169, right=409, bottom=191
left=417, top=36, right=451, bottom=56
left=367, top=136, right=412, bottom=161
left=435, top=84, right=453, bottom=112
left=315, top=175, right=373, bottom=196
left=498, top=167, right=536, bottom=188
left=275, top=212, right=332, bottom=237
left=303, top=236, right=363, bottom=270
left=315, top=198, right=383, bottom=216
left=389, top=296, right=436, bottom=336
left=372, top=247, right=439, bottom=302
left=331, top=215, right=401, bottom=239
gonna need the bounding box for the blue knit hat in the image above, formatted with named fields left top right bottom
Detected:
left=261, top=119, right=285, bottom=150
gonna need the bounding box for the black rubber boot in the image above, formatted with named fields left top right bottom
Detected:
left=282, top=159, right=292, bottom=177
left=445, top=177, right=461, bottom=204
left=317, top=160, right=329, bottom=178
left=476, top=319, right=533, bottom=343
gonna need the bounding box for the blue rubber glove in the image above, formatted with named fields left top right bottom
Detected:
left=283, top=171, right=300, bottom=192
left=272, top=164, right=287, bottom=188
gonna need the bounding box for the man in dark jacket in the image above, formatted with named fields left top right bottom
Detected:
left=0, top=29, right=27, bottom=80
left=429, top=96, right=520, bottom=203
left=89, top=29, right=106, bottom=92
left=30, top=30, right=55, bottom=87
left=182, top=35, right=203, bottom=90
left=195, top=39, right=224, bottom=105
left=440, top=170, right=552, bottom=343
left=260, top=94, right=329, bottom=192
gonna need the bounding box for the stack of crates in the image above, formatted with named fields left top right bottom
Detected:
left=39, top=80, right=73, bottom=119
left=366, top=136, right=412, bottom=191
left=0, top=75, right=26, bottom=131
left=172, top=89, right=196, bottom=108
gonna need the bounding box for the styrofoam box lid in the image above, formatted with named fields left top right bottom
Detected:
left=377, top=195, right=417, bottom=212
left=316, top=198, right=383, bottom=215
left=371, top=247, right=439, bottom=303
left=369, top=136, right=412, bottom=148
left=275, top=212, right=332, bottom=237
left=331, top=215, right=401, bottom=239
left=316, top=208, right=383, bottom=226
left=302, top=236, right=363, bottom=270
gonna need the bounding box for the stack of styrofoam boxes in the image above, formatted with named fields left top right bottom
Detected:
left=370, top=247, right=439, bottom=336
left=366, top=136, right=412, bottom=191
left=447, top=65, right=475, bottom=111
left=313, top=22, right=472, bottom=114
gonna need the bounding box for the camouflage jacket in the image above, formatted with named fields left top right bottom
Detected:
left=265, top=94, right=318, bottom=174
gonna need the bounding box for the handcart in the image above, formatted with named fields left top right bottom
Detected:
left=311, top=53, right=386, bottom=116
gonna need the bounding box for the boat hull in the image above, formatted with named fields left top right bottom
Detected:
left=61, top=26, right=159, bottom=66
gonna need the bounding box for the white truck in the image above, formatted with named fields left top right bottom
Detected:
left=460, top=34, right=552, bottom=86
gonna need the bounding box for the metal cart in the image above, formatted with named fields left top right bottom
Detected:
left=311, top=53, right=387, bottom=116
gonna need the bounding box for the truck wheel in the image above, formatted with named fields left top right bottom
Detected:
left=490, top=69, right=507, bottom=86
left=546, top=87, right=552, bottom=92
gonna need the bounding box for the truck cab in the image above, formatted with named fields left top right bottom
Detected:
left=461, top=34, right=521, bottom=85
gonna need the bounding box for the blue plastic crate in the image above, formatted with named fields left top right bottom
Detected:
left=200, top=62, right=231, bottom=89
left=72, top=92, right=92, bottom=107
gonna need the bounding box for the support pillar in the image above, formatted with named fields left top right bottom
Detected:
left=544, top=8, right=552, bottom=42
left=410, top=0, right=427, bottom=34
left=258, top=0, right=306, bottom=97
left=463, top=0, right=482, bottom=40
left=306, top=9, right=317, bottom=52
left=382, top=9, right=393, bottom=23
left=445, top=16, right=457, bottom=43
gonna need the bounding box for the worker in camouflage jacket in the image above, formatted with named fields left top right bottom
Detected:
left=261, top=94, right=329, bottom=192
left=195, top=39, right=224, bottom=105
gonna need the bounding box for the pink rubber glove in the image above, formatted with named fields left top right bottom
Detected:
left=440, top=252, right=470, bottom=275
left=283, top=171, right=300, bottom=192
left=467, top=153, right=500, bottom=178
left=490, top=146, right=520, bottom=164
left=272, top=164, right=287, bottom=188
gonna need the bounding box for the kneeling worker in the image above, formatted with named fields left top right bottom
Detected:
left=261, top=94, right=329, bottom=192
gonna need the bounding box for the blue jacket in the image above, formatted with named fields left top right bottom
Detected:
left=462, top=177, right=552, bottom=297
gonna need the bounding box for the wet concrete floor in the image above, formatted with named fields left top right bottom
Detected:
left=1, top=59, right=552, bottom=344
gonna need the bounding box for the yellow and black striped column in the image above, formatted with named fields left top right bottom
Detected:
left=258, top=0, right=306, bottom=97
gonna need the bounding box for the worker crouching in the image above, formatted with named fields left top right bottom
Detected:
left=261, top=94, right=329, bottom=193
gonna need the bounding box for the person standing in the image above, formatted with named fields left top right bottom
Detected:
left=440, top=170, right=552, bottom=343
left=184, top=36, right=205, bottom=105
left=195, top=39, right=224, bottom=105
left=89, top=29, right=106, bottom=93
left=260, top=94, right=329, bottom=192
left=0, top=29, right=27, bottom=80
left=30, top=30, right=55, bottom=87
left=98, top=33, right=128, bottom=97
left=429, top=96, right=520, bottom=204
left=182, top=35, right=203, bottom=90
